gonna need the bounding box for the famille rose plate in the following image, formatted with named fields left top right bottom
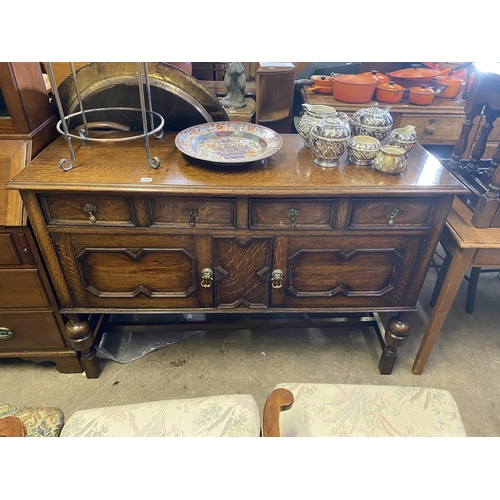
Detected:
left=175, top=121, right=283, bottom=165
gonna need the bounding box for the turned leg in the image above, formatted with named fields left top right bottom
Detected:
left=472, top=152, right=500, bottom=227
left=65, top=314, right=101, bottom=378
left=449, top=112, right=480, bottom=170
left=466, top=106, right=500, bottom=173
left=378, top=312, right=411, bottom=375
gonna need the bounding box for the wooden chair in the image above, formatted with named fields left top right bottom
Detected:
left=262, top=383, right=466, bottom=437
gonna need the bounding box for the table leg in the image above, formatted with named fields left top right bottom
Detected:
left=412, top=247, right=475, bottom=374
left=378, top=312, right=411, bottom=375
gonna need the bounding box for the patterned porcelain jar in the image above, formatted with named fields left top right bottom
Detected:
left=298, top=103, right=337, bottom=148
left=308, top=112, right=351, bottom=167
left=374, top=145, right=407, bottom=175
left=347, top=135, right=381, bottom=165
left=388, top=125, right=417, bottom=155
left=351, top=102, right=393, bottom=141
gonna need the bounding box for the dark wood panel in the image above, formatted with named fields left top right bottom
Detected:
left=0, top=269, right=51, bottom=308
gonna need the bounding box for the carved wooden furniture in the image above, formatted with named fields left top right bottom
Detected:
left=447, top=63, right=500, bottom=229
left=0, top=139, right=81, bottom=373
left=262, top=383, right=467, bottom=436
left=6, top=133, right=466, bottom=378
left=413, top=197, right=500, bottom=374
left=300, top=88, right=477, bottom=157
left=0, top=63, right=58, bottom=158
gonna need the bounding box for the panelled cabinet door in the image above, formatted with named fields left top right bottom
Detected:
left=50, top=233, right=213, bottom=309
left=271, top=235, right=424, bottom=309
left=213, top=236, right=273, bottom=309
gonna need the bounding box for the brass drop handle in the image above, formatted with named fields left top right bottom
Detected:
left=425, top=118, right=436, bottom=136
left=185, top=208, right=199, bottom=227
left=82, top=204, right=97, bottom=223
left=271, top=269, right=284, bottom=289
left=0, top=327, right=14, bottom=340
left=286, top=208, right=300, bottom=227
left=201, top=268, right=213, bottom=288
left=386, top=208, right=400, bottom=226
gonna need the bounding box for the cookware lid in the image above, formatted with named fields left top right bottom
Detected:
left=333, top=74, right=377, bottom=85
left=389, top=66, right=441, bottom=79
left=377, top=80, right=405, bottom=91
left=410, top=84, right=435, bottom=95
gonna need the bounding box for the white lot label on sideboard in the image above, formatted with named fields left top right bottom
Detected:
left=140, top=177, right=153, bottom=182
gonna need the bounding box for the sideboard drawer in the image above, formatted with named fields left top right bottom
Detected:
left=0, top=269, right=51, bottom=308
left=149, top=196, right=237, bottom=229
left=0, top=233, right=23, bottom=266
left=399, top=114, right=464, bottom=143
left=250, top=198, right=336, bottom=229
left=349, top=198, right=434, bottom=229
left=41, top=194, right=136, bottom=227
left=0, top=311, right=65, bottom=350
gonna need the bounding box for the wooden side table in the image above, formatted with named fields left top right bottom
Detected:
left=412, top=196, right=500, bottom=374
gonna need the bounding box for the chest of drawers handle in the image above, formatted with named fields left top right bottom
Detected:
left=0, top=327, right=14, bottom=340
left=82, top=204, right=98, bottom=223
left=286, top=208, right=300, bottom=227
left=386, top=208, right=400, bottom=226
left=184, top=208, right=199, bottom=227
left=201, top=268, right=213, bottom=288
left=271, top=269, right=284, bottom=289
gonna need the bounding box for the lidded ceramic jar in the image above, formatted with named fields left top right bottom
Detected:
left=388, top=125, right=417, bottom=154
left=374, top=145, right=407, bottom=175
left=308, top=112, right=351, bottom=167
left=351, top=102, right=393, bottom=141
left=298, top=103, right=337, bottom=148
left=347, top=135, right=381, bottom=165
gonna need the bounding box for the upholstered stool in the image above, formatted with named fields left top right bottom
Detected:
left=263, top=383, right=466, bottom=437
left=0, top=403, right=65, bottom=437
left=60, top=394, right=260, bottom=437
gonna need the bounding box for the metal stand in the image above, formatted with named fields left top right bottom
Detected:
left=45, top=62, right=165, bottom=171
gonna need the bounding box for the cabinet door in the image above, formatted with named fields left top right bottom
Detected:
left=50, top=233, right=213, bottom=309
left=213, top=236, right=273, bottom=309
left=271, top=234, right=424, bottom=309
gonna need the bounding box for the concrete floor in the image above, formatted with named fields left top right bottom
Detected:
left=1, top=265, right=500, bottom=437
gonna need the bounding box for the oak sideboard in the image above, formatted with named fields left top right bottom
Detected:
left=6, top=133, right=468, bottom=378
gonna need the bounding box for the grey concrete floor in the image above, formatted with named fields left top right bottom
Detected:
left=1, top=265, right=500, bottom=437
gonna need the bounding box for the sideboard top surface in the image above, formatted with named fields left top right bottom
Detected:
left=6, top=133, right=468, bottom=197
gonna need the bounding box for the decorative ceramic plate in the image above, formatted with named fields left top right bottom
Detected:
left=175, top=121, right=283, bottom=164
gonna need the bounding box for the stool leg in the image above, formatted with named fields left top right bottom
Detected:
left=466, top=267, right=481, bottom=314
left=430, top=249, right=453, bottom=307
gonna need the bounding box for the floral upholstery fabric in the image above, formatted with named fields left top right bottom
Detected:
left=274, top=383, right=467, bottom=437
left=0, top=403, right=65, bottom=437
left=60, top=394, right=260, bottom=437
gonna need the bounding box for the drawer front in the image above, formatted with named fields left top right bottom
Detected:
left=250, top=198, right=336, bottom=229
left=400, top=114, right=464, bottom=143
left=149, top=196, right=236, bottom=229
left=349, top=198, right=434, bottom=229
left=0, top=311, right=65, bottom=350
left=0, top=233, right=23, bottom=266
left=0, top=269, right=51, bottom=308
left=41, top=194, right=136, bottom=227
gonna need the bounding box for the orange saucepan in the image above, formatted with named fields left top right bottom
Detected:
left=375, top=80, right=405, bottom=104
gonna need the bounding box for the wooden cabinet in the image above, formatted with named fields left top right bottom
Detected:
left=0, top=140, right=81, bottom=373
left=6, top=134, right=467, bottom=378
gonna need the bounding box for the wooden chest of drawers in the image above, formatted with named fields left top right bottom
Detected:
left=6, top=133, right=467, bottom=378
left=0, top=140, right=81, bottom=373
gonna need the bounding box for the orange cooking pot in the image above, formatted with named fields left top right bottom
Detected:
left=375, top=80, right=405, bottom=103
left=360, top=69, right=391, bottom=85
left=388, top=65, right=446, bottom=88
left=309, top=74, right=335, bottom=94
left=332, top=74, right=378, bottom=103
left=433, top=75, right=465, bottom=98
left=408, top=84, right=447, bottom=105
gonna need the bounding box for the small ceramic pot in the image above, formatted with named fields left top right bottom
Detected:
left=298, top=103, right=337, bottom=148
left=351, top=102, right=393, bottom=141
left=309, top=112, right=351, bottom=168
left=388, top=125, right=417, bottom=154
left=347, top=135, right=381, bottom=165
left=374, top=145, right=407, bottom=175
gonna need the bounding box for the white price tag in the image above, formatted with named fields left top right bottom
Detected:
left=140, top=177, right=153, bottom=182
